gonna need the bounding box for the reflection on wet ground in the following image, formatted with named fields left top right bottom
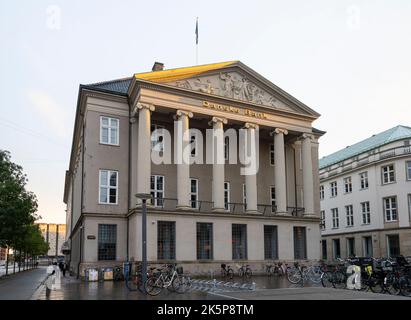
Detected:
left=37, top=274, right=319, bottom=300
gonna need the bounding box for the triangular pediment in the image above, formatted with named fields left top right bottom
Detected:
left=135, top=61, right=319, bottom=117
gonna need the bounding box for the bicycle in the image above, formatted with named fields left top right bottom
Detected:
left=220, top=264, right=234, bottom=279
left=125, top=263, right=156, bottom=293
left=266, top=262, right=284, bottom=277
left=144, top=264, right=188, bottom=296
left=237, top=264, right=252, bottom=278
left=320, top=259, right=347, bottom=289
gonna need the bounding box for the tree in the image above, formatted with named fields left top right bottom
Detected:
left=0, top=150, right=43, bottom=258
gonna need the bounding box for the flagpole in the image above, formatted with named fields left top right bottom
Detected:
left=195, top=17, right=198, bottom=65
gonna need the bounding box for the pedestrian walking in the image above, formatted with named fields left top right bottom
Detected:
left=45, top=268, right=55, bottom=298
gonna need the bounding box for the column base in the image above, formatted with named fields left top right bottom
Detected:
left=303, top=213, right=317, bottom=218
left=276, top=211, right=290, bottom=216
left=212, top=207, right=226, bottom=213
left=245, top=210, right=260, bottom=215
left=176, top=205, right=192, bottom=211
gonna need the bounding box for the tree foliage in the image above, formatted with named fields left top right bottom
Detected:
left=0, top=150, right=48, bottom=256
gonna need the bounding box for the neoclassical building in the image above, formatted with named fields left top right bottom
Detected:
left=64, top=61, right=324, bottom=276
left=320, top=125, right=411, bottom=260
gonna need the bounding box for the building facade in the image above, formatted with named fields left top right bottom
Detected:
left=37, top=223, right=66, bottom=258
left=64, top=61, right=324, bottom=276
left=320, top=126, right=411, bottom=260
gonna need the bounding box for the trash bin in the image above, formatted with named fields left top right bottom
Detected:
left=103, top=267, right=114, bottom=280
left=88, top=268, right=99, bottom=281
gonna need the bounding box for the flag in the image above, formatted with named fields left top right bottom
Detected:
left=195, top=18, right=198, bottom=45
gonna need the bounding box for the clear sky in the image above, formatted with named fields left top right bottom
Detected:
left=1, top=0, right=410, bottom=224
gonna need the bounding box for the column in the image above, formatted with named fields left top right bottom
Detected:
left=136, top=103, right=155, bottom=201
left=209, top=117, right=227, bottom=212
left=244, top=122, right=259, bottom=213
left=175, top=110, right=193, bottom=209
left=301, top=133, right=315, bottom=216
left=272, top=128, right=288, bottom=214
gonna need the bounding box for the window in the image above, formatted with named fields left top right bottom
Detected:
left=242, top=184, right=247, bottom=211
left=264, top=225, right=278, bottom=260
left=332, top=208, right=339, bottom=229
left=321, top=240, right=327, bottom=260
left=151, top=124, right=164, bottom=152
left=361, top=202, right=371, bottom=224
left=190, top=132, right=198, bottom=157
left=150, top=175, right=164, bottom=207
left=343, top=177, right=352, bottom=194
left=293, top=227, right=307, bottom=259
left=270, top=187, right=276, bottom=213
left=100, top=116, right=119, bottom=145
left=232, top=224, right=247, bottom=259
left=360, top=172, right=369, bottom=190
left=99, top=170, right=118, bottom=204
left=224, top=136, right=229, bottom=161
left=345, top=205, right=354, bottom=227
left=387, top=234, right=400, bottom=257
left=382, top=164, right=395, bottom=184
left=406, top=161, right=411, bottom=181
left=98, top=224, right=117, bottom=260
left=197, top=223, right=213, bottom=260
left=363, top=236, right=373, bottom=257
left=320, top=185, right=324, bottom=200
left=332, top=239, right=341, bottom=260
left=347, top=238, right=355, bottom=258
left=224, top=182, right=230, bottom=211
left=190, top=179, right=198, bottom=209
left=269, top=144, right=275, bottom=166
left=157, top=221, right=175, bottom=260
left=320, top=210, right=325, bottom=230
left=330, top=181, right=338, bottom=197
left=408, top=194, right=411, bottom=220
left=383, top=197, right=397, bottom=222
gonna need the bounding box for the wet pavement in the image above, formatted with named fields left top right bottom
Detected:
left=0, top=267, right=47, bottom=300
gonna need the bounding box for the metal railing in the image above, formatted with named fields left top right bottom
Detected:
left=140, top=197, right=305, bottom=217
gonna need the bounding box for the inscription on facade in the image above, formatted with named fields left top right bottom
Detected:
left=202, top=101, right=267, bottom=119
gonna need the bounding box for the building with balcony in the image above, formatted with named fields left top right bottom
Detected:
left=63, top=61, right=325, bottom=276
left=319, top=125, right=411, bottom=260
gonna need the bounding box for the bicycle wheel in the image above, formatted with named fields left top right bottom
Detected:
left=125, top=274, right=142, bottom=292
left=287, top=267, right=302, bottom=284
left=399, top=276, right=411, bottom=297
left=245, top=268, right=252, bottom=278
left=172, top=276, right=186, bottom=293
left=307, top=267, right=322, bottom=284
left=238, top=268, right=244, bottom=277
left=227, top=268, right=234, bottom=279
left=384, top=273, right=401, bottom=295
left=321, top=271, right=334, bottom=288
left=332, top=271, right=347, bottom=289
left=145, top=276, right=163, bottom=296
left=368, top=275, right=384, bottom=294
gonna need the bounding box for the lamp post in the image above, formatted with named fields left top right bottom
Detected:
left=135, top=193, right=152, bottom=293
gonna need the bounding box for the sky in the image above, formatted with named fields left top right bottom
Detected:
left=1, top=0, right=410, bottom=224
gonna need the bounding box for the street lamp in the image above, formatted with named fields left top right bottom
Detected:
left=135, top=193, right=152, bottom=293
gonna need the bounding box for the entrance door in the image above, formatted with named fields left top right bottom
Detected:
left=387, top=234, right=400, bottom=257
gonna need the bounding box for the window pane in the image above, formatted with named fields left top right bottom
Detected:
left=101, top=128, right=109, bottom=143
left=110, top=118, right=118, bottom=128
left=98, top=224, right=117, bottom=260
left=109, top=172, right=117, bottom=186
left=294, top=227, right=307, bottom=259
left=264, top=225, right=278, bottom=260
left=197, top=223, right=213, bottom=260
left=232, top=224, right=247, bottom=259
left=109, top=188, right=117, bottom=204
left=110, top=128, right=118, bottom=144
left=101, top=117, right=109, bottom=126
left=100, top=187, right=108, bottom=203
left=157, top=221, right=176, bottom=260
left=100, top=171, right=108, bottom=186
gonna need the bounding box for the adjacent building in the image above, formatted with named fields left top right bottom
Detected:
left=320, top=125, right=411, bottom=260
left=64, top=61, right=324, bottom=276
left=37, top=223, right=66, bottom=258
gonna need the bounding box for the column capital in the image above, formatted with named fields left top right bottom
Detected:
left=175, top=109, right=193, bottom=119
left=301, top=133, right=315, bottom=141
left=136, top=102, right=155, bottom=112
left=208, top=116, right=227, bottom=126
left=243, top=122, right=259, bottom=130
left=270, top=128, right=288, bottom=136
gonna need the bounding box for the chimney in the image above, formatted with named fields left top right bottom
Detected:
left=152, top=62, right=164, bottom=72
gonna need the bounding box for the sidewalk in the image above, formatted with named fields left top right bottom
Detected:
left=0, top=267, right=48, bottom=300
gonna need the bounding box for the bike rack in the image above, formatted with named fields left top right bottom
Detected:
left=186, top=278, right=256, bottom=293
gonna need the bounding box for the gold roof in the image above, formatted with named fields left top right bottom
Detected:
left=134, top=61, right=238, bottom=83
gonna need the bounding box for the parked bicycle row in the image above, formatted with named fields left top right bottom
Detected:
left=285, top=255, right=411, bottom=297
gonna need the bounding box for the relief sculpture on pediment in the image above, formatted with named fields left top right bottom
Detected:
left=168, top=72, right=286, bottom=109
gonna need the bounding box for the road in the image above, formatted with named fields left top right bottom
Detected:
left=0, top=267, right=47, bottom=300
